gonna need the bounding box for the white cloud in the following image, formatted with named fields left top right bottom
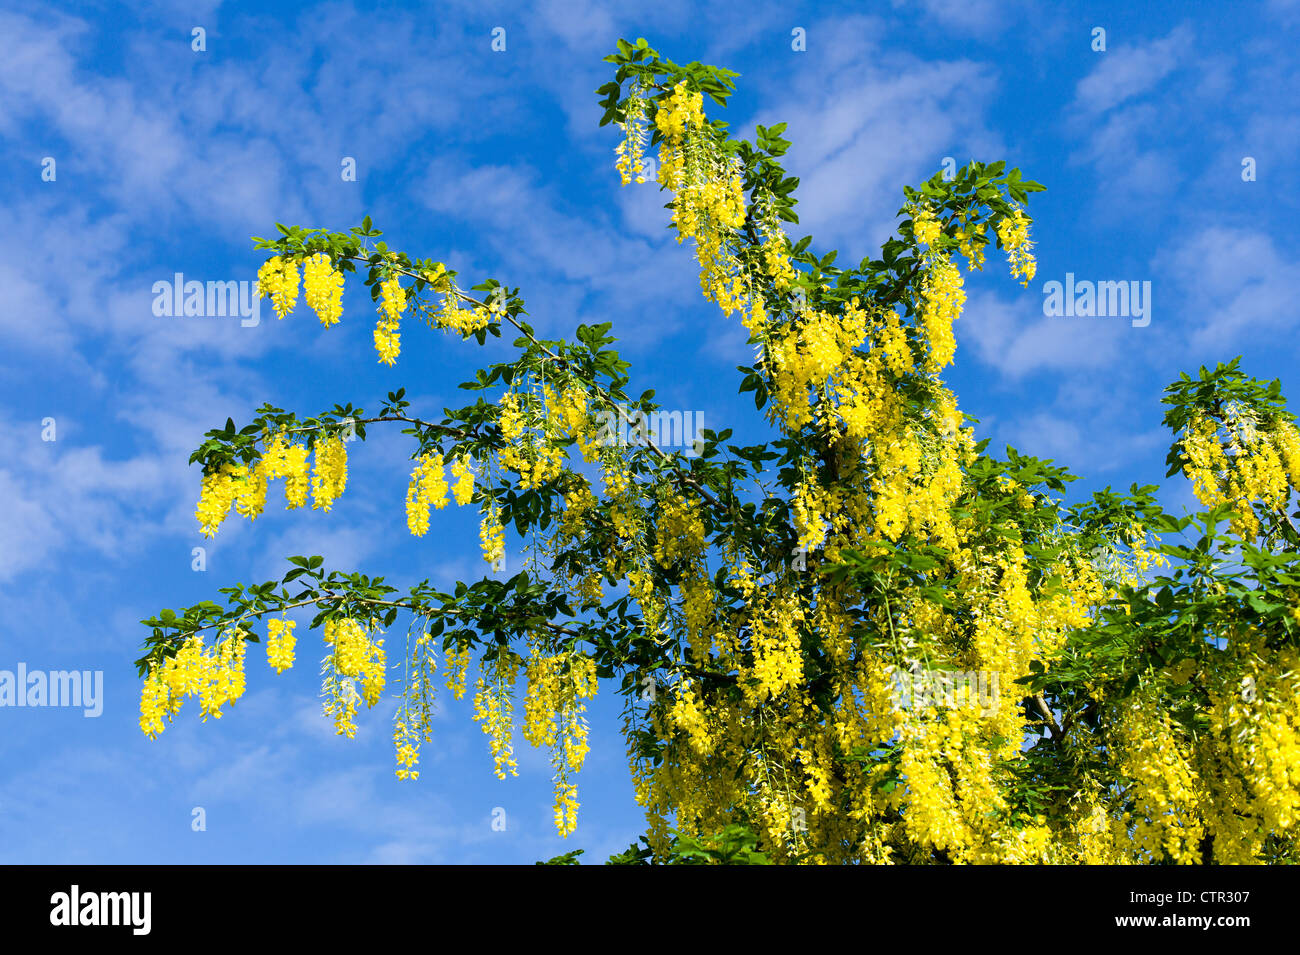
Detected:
left=1155, top=225, right=1300, bottom=353
left=957, top=288, right=1123, bottom=378
left=0, top=420, right=172, bottom=580
left=1072, top=25, right=1193, bottom=116
left=744, top=18, right=1003, bottom=258
left=418, top=155, right=702, bottom=348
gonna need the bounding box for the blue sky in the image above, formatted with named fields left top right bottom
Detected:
left=1, top=0, right=1297, bottom=863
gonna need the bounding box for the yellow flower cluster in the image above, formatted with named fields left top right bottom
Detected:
left=755, top=197, right=796, bottom=294
left=898, top=717, right=978, bottom=855
left=233, top=460, right=267, bottom=521
left=681, top=574, right=715, bottom=652
left=479, top=507, right=505, bottom=566
left=628, top=565, right=664, bottom=636
left=195, top=462, right=249, bottom=537
left=195, top=432, right=352, bottom=536
left=544, top=382, right=600, bottom=461
left=767, top=299, right=870, bottom=430
left=405, top=453, right=449, bottom=536
left=473, top=654, right=521, bottom=779
left=322, top=618, right=386, bottom=736
left=875, top=311, right=914, bottom=377
left=498, top=391, right=524, bottom=442
left=957, top=222, right=986, bottom=271
left=654, top=81, right=705, bottom=143
left=682, top=171, right=747, bottom=314
left=266, top=618, right=296, bottom=673
left=746, top=589, right=806, bottom=702
left=432, top=297, right=491, bottom=335
left=393, top=717, right=422, bottom=781
left=497, top=392, right=565, bottom=488
left=310, top=435, right=348, bottom=512
left=394, top=632, right=439, bottom=780
left=1240, top=697, right=1300, bottom=831
left=281, top=442, right=311, bottom=508
left=1115, top=700, right=1205, bottom=863
left=615, top=90, right=648, bottom=185
left=995, top=207, right=1036, bottom=287
left=257, top=256, right=299, bottom=319
left=302, top=252, right=344, bottom=326
left=374, top=273, right=404, bottom=365
left=1181, top=413, right=1300, bottom=539
left=792, top=478, right=828, bottom=552
left=139, top=631, right=248, bottom=737
left=444, top=643, right=471, bottom=700
left=523, top=645, right=600, bottom=836
left=653, top=491, right=707, bottom=568
left=871, top=429, right=964, bottom=548
left=919, top=257, right=966, bottom=371
left=450, top=455, right=475, bottom=505
left=1205, top=649, right=1300, bottom=841
left=559, top=481, right=597, bottom=544
left=422, top=264, right=451, bottom=290
left=669, top=682, right=714, bottom=755
left=912, top=204, right=942, bottom=247
left=651, top=81, right=750, bottom=318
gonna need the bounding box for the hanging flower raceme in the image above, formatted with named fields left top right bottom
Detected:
left=432, top=297, right=492, bottom=335
left=405, top=453, right=449, bottom=536
left=650, top=81, right=751, bottom=319
left=138, top=629, right=249, bottom=737
left=919, top=256, right=966, bottom=371
left=257, top=255, right=300, bottom=319
left=995, top=207, right=1037, bottom=287
left=615, top=83, right=650, bottom=186
left=497, top=391, right=564, bottom=489
left=912, top=204, right=943, bottom=247
left=195, top=462, right=246, bottom=538
left=957, top=222, right=987, bottom=271
left=479, top=506, right=505, bottom=566
left=393, top=631, right=439, bottom=781
left=450, top=455, right=475, bottom=506
left=322, top=618, right=386, bottom=738
left=302, top=252, right=345, bottom=326
left=266, top=618, right=297, bottom=674
left=474, top=653, right=521, bottom=779
left=311, top=435, right=349, bottom=511
left=655, top=81, right=705, bottom=144
left=1179, top=409, right=1300, bottom=539
left=756, top=205, right=797, bottom=293
left=523, top=642, right=600, bottom=836
left=544, top=382, right=601, bottom=462
left=374, top=273, right=405, bottom=365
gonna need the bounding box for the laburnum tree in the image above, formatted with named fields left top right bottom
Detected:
left=136, top=39, right=1300, bottom=865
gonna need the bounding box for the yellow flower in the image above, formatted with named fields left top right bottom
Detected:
left=374, top=274, right=405, bottom=365
left=451, top=455, right=475, bottom=505
left=311, top=435, right=348, bottom=511
left=480, top=507, right=506, bottom=565
left=919, top=257, right=965, bottom=370
left=257, top=256, right=300, bottom=318
left=995, top=208, right=1036, bottom=287
left=266, top=618, right=297, bottom=673
left=405, top=453, right=448, bottom=536
left=302, top=252, right=344, bottom=326
left=912, top=205, right=942, bottom=247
